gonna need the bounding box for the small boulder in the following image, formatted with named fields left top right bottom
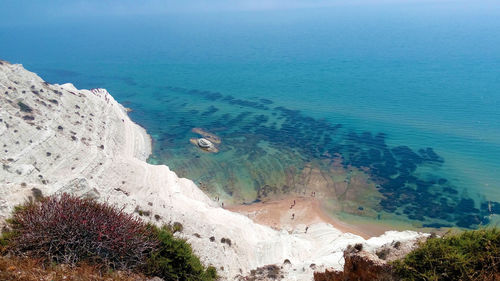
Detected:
left=197, top=138, right=213, bottom=148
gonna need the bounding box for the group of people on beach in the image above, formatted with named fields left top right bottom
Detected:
left=289, top=200, right=310, bottom=234
left=215, top=196, right=224, bottom=208
left=213, top=191, right=317, bottom=232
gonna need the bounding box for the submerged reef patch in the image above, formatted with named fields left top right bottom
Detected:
left=139, top=86, right=498, bottom=229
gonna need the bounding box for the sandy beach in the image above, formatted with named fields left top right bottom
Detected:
left=228, top=196, right=394, bottom=239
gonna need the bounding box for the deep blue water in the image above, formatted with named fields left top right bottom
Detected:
left=1, top=2, right=500, bottom=229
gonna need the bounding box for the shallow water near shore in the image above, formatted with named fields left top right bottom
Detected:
left=2, top=3, right=500, bottom=231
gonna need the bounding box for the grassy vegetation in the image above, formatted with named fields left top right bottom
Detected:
left=393, top=228, right=500, bottom=281
left=0, top=256, right=147, bottom=281
left=144, top=225, right=217, bottom=280
left=0, top=193, right=217, bottom=281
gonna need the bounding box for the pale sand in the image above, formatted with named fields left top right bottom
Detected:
left=228, top=197, right=391, bottom=239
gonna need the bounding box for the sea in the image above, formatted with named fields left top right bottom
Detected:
left=1, top=1, right=499, bottom=230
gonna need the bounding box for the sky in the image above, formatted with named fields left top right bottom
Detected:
left=1, top=0, right=498, bottom=27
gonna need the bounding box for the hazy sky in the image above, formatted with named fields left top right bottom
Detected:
left=2, top=0, right=497, bottom=26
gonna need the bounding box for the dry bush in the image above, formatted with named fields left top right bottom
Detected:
left=4, top=193, right=156, bottom=270
left=376, top=248, right=391, bottom=260
left=245, top=264, right=282, bottom=281
left=0, top=255, right=147, bottom=281
left=1, top=194, right=218, bottom=280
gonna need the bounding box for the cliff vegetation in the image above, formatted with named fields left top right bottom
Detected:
left=315, top=228, right=500, bottom=281
left=0, top=193, right=217, bottom=281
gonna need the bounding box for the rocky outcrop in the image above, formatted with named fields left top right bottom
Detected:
left=313, top=236, right=425, bottom=281
left=314, top=247, right=395, bottom=281
left=0, top=60, right=426, bottom=280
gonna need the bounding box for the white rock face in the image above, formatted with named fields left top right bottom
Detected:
left=0, top=61, right=425, bottom=280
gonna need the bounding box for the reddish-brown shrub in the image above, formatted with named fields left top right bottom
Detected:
left=5, top=193, right=156, bottom=270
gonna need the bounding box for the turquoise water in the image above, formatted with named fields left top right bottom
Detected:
left=1, top=2, right=500, bottom=229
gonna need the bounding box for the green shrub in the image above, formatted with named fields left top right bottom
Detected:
left=0, top=230, right=15, bottom=247
left=167, top=222, right=184, bottom=234
left=375, top=248, right=391, bottom=260
left=143, top=225, right=218, bottom=281
left=17, top=101, right=32, bottom=113
left=392, top=228, right=500, bottom=281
